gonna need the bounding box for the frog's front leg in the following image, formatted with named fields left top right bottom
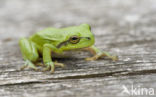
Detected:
left=43, top=44, right=63, bottom=73
left=84, top=45, right=118, bottom=61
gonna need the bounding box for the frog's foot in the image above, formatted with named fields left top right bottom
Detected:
left=21, top=60, right=38, bottom=71
left=102, top=52, right=118, bottom=61
left=85, top=52, right=118, bottom=61
left=43, top=61, right=65, bottom=73
left=43, top=62, right=55, bottom=73
left=85, top=55, right=101, bottom=61
left=54, top=61, right=65, bottom=68
left=109, top=55, right=118, bottom=61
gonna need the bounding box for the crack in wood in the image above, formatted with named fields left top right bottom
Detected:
left=0, top=81, right=44, bottom=86
left=118, top=69, right=156, bottom=76
left=0, top=69, right=156, bottom=87
left=108, top=39, right=156, bottom=47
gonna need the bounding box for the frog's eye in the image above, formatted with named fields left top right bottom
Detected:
left=69, top=35, right=80, bottom=44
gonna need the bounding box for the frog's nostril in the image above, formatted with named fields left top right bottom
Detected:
left=80, top=37, right=91, bottom=40
left=87, top=37, right=91, bottom=40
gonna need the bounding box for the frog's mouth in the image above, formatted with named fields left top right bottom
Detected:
left=57, top=37, right=90, bottom=48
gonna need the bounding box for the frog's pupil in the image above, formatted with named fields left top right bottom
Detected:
left=72, top=37, right=78, bottom=40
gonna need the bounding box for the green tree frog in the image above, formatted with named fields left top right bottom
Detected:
left=19, top=24, right=118, bottom=73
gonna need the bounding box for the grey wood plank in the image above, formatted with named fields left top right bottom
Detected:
left=0, top=0, right=156, bottom=97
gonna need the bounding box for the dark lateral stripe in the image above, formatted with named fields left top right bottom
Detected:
left=56, top=40, right=69, bottom=48
left=56, top=37, right=90, bottom=48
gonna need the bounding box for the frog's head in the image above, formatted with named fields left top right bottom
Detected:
left=58, top=24, right=95, bottom=50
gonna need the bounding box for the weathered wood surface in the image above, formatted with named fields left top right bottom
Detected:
left=0, top=0, right=156, bottom=97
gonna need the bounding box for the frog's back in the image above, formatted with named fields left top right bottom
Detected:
left=29, top=28, right=66, bottom=47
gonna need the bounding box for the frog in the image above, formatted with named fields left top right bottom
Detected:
left=19, top=24, right=118, bottom=73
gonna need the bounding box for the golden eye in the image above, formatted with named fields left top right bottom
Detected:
left=69, top=36, right=80, bottom=44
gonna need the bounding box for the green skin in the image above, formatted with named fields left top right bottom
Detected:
left=19, top=24, right=117, bottom=73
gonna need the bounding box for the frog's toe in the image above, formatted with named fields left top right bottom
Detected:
left=85, top=55, right=98, bottom=61
left=35, top=62, right=45, bottom=67
left=43, top=62, right=55, bottom=73
left=54, top=61, right=65, bottom=68
left=110, top=55, right=118, bottom=61
left=43, top=66, right=50, bottom=71
left=50, top=66, right=55, bottom=74
left=20, top=64, right=28, bottom=70
left=20, top=60, right=38, bottom=71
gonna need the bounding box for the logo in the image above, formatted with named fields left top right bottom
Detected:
left=121, top=85, right=155, bottom=96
